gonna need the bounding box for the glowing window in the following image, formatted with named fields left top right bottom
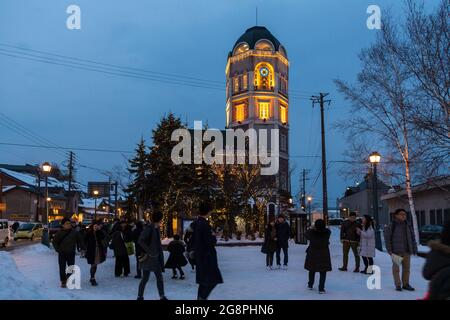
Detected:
left=242, top=73, right=248, bottom=91
left=234, top=43, right=249, bottom=55
left=235, top=104, right=245, bottom=122
left=255, top=40, right=274, bottom=51
left=259, top=102, right=270, bottom=120
left=234, top=77, right=239, bottom=93
left=280, top=105, right=287, bottom=123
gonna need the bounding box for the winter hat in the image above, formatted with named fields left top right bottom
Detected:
left=61, top=218, right=71, bottom=226
left=315, top=219, right=326, bottom=231
left=441, top=221, right=450, bottom=246
left=199, top=201, right=212, bottom=216
left=151, top=211, right=163, bottom=223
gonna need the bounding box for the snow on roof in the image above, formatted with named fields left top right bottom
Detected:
left=0, top=168, right=37, bottom=186
left=2, top=185, right=16, bottom=193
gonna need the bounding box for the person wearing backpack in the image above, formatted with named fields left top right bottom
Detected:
left=52, top=218, right=85, bottom=288
left=137, top=211, right=167, bottom=300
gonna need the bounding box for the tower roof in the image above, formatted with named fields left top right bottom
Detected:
left=232, top=26, right=282, bottom=52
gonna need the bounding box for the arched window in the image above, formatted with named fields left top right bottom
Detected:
left=279, top=45, right=288, bottom=58
left=255, top=40, right=274, bottom=52
left=233, top=42, right=249, bottom=55
left=254, top=62, right=275, bottom=91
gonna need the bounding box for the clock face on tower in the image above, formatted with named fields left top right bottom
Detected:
left=259, top=67, right=270, bottom=77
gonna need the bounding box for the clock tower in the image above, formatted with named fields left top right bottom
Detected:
left=225, top=26, right=291, bottom=213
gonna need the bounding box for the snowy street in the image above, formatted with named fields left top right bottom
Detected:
left=1, top=227, right=429, bottom=300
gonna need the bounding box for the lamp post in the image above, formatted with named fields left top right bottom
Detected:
left=41, top=162, right=52, bottom=247
left=369, top=151, right=383, bottom=251
left=93, top=190, right=99, bottom=221
left=307, top=196, right=312, bottom=226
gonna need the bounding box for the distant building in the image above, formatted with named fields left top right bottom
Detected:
left=339, top=174, right=391, bottom=226
left=0, top=166, right=80, bottom=222
left=381, top=176, right=450, bottom=227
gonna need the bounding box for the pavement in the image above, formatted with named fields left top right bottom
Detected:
left=0, top=238, right=42, bottom=252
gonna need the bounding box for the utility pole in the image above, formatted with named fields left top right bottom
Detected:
left=66, top=151, right=74, bottom=218
left=114, top=182, right=118, bottom=219
left=311, top=93, right=331, bottom=225
left=108, top=176, right=112, bottom=219
left=300, top=169, right=310, bottom=211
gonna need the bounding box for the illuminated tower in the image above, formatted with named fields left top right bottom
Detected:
left=226, top=26, right=291, bottom=213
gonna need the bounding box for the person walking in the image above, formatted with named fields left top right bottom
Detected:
left=305, top=219, right=332, bottom=294
left=339, top=212, right=361, bottom=272
left=262, top=219, right=277, bottom=270
left=275, top=213, right=290, bottom=269
left=184, top=226, right=195, bottom=272
left=132, top=221, right=144, bottom=279
left=191, top=201, right=223, bottom=300
left=52, top=218, right=85, bottom=288
left=165, top=234, right=188, bottom=279
left=137, top=211, right=167, bottom=300
left=357, top=215, right=376, bottom=274
left=110, top=220, right=131, bottom=277
left=384, top=208, right=418, bottom=291
left=84, top=220, right=107, bottom=286
left=423, top=221, right=450, bottom=300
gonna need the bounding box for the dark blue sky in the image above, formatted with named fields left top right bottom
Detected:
left=0, top=0, right=440, bottom=208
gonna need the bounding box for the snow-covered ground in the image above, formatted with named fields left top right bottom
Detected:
left=2, top=227, right=429, bottom=300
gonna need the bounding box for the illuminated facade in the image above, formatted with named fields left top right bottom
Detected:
left=226, top=26, right=291, bottom=213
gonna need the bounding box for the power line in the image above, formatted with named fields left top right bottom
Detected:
left=0, top=142, right=133, bottom=154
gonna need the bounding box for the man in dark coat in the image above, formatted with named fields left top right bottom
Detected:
left=384, top=208, right=418, bottom=291
left=305, top=219, right=331, bottom=294
left=110, top=221, right=130, bottom=277
left=165, top=234, right=188, bottom=279
left=137, top=211, right=167, bottom=300
left=52, top=217, right=85, bottom=288
left=191, top=201, right=223, bottom=300
left=275, top=213, right=290, bottom=269
left=132, top=221, right=144, bottom=279
left=339, top=212, right=361, bottom=272
left=423, top=221, right=450, bottom=299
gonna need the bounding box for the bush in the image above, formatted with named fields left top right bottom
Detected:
left=236, top=231, right=242, bottom=240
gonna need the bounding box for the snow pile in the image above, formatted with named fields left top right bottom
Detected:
left=0, top=251, right=47, bottom=300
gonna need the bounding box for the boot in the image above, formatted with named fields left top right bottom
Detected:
left=61, top=280, right=67, bottom=288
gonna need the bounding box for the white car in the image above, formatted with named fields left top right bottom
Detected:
left=0, top=219, right=11, bottom=247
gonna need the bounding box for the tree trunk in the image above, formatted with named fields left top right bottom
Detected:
left=404, top=159, right=420, bottom=245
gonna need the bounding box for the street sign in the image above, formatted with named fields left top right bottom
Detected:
left=0, top=203, right=6, bottom=211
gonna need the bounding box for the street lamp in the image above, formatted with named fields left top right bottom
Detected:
left=369, top=151, right=383, bottom=251
left=41, top=162, right=52, bottom=247
left=307, top=196, right=312, bottom=226
left=93, top=190, right=99, bottom=220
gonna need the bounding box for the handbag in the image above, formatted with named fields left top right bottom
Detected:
left=125, top=242, right=135, bottom=256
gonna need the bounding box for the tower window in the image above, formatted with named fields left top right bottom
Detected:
left=280, top=105, right=288, bottom=123
left=259, top=102, right=270, bottom=120
left=280, top=133, right=287, bottom=152
left=234, top=77, right=239, bottom=94
left=235, top=104, right=245, bottom=122
left=242, top=73, right=248, bottom=91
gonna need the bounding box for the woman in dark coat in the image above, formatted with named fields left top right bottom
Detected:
left=263, top=220, right=277, bottom=270
left=191, top=202, right=223, bottom=300
left=305, top=219, right=332, bottom=294
left=132, top=221, right=144, bottom=279
left=423, top=221, right=450, bottom=300
left=110, top=221, right=130, bottom=277
left=184, top=226, right=195, bottom=271
left=165, top=234, right=188, bottom=279
left=84, top=221, right=107, bottom=286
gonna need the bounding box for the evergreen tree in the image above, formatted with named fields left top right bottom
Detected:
left=126, top=137, right=149, bottom=220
